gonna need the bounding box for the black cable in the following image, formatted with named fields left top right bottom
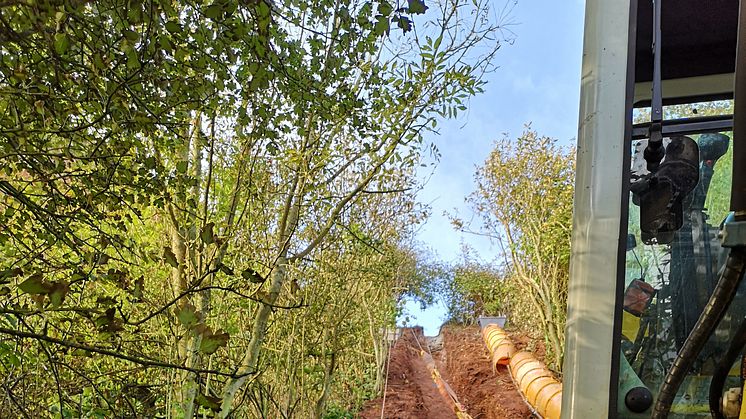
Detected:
left=709, top=317, right=746, bottom=419
left=651, top=248, right=746, bottom=418
left=632, top=248, right=645, bottom=280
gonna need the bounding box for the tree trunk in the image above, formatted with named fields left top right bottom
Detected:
left=313, top=352, right=337, bottom=419
left=218, top=254, right=290, bottom=417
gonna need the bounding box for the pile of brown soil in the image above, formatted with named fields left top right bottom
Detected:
left=357, top=325, right=540, bottom=419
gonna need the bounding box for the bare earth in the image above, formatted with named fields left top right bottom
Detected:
left=358, top=326, right=537, bottom=419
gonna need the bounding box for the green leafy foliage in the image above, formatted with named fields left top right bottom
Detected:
left=163, top=247, right=179, bottom=268
left=200, top=222, right=216, bottom=245
left=176, top=303, right=199, bottom=327
left=48, top=281, right=70, bottom=308
left=442, top=255, right=509, bottom=325
left=241, top=268, right=265, bottom=284
left=0, top=268, right=22, bottom=282
left=0, top=0, right=508, bottom=416
left=198, top=328, right=229, bottom=355
left=196, top=393, right=221, bottom=411
left=408, top=0, right=428, bottom=14
left=450, top=128, right=575, bottom=372
left=17, top=275, right=51, bottom=295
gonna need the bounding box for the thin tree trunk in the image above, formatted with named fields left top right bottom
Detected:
left=313, top=352, right=337, bottom=419
left=182, top=113, right=204, bottom=419
left=218, top=196, right=299, bottom=417
left=218, top=253, right=290, bottom=417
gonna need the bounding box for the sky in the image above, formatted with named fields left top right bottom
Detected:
left=400, top=0, right=587, bottom=335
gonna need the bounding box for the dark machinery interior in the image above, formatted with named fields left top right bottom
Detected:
left=634, top=0, right=738, bottom=86
left=615, top=0, right=746, bottom=417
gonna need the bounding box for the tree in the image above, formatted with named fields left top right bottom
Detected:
left=441, top=249, right=509, bottom=325
left=452, top=127, right=575, bottom=372
left=0, top=0, right=508, bottom=416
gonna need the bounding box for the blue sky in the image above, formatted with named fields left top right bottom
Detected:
left=402, top=0, right=586, bottom=335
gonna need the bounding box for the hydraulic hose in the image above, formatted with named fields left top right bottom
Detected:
left=651, top=247, right=746, bottom=419
left=708, top=316, right=746, bottom=419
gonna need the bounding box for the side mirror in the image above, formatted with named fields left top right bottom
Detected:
left=631, top=136, right=700, bottom=244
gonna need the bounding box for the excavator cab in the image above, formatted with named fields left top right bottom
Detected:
left=565, top=1, right=746, bottom=418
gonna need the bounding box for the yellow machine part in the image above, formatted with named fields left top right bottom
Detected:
left=621, top=310, right=645, bottom=342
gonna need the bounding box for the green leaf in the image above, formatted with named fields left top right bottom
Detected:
left=143, top=156, right=156, bottom=170
left=96, top=253, right=111, bottom=266
left=0, top=343, right=21, bottom=367
left=196, top=393, right=221, bottom=411
left=397, top=16, right=412, bottom=32
left=71, top=349, right=92, bottom=357
left=122, top=29, right=139, bottom=42
left=199, top=330, right=229, bottom=354
left=132, top=276, right=144, bottom=301
left=125, top=43, right=140, bottom=69
left=378, top=1, right=393, bottom=15
left=0, top=268, right=23, bottom=283
left=94, top=314, right=109, bottom=329
left=54, top=33, right=70, bottom=54
left=18, top=274, right=51, bottom=295
left=96, top=308, right=123, bottom=333
left=158, top=35, right=173, bottom=53
left=71, top=271, right=87, bottom=282
left=205, top=4, right=223, bottom=20
left=165, top=21, right=181, bottom=34
left=176, top=302, right=199, bottom=327
left=97, top=296, right=118, bottom=307
left=48, top=281, right=70, bottom=308
left=163, top=247, right=179, bottom=268
left=266, top=141, right=279, bottom=155
left=200, top=222, right=215, bottom=245
left=434, top=34, right=443, bottom=51
left=373, top=15, right=390, bottom=37
left=176, top=161, right=188, bottom=173
left=219, top=264, right=234, bottom=276
left=408, top=0, right=428, bottom=14
left=241, top=268, right=265, bottom=284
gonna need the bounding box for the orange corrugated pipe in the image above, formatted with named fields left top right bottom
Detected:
left=480, top=324, right=562, bottom=419
left=481, top=324, right=516, bottom=368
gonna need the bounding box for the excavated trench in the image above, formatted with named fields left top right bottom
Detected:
left=358, top=326, right=536, bottom=419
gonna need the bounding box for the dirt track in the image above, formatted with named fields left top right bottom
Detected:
left=358, top=326, right=534, bottom=419
left=358, top=327, right=454, bottom=419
